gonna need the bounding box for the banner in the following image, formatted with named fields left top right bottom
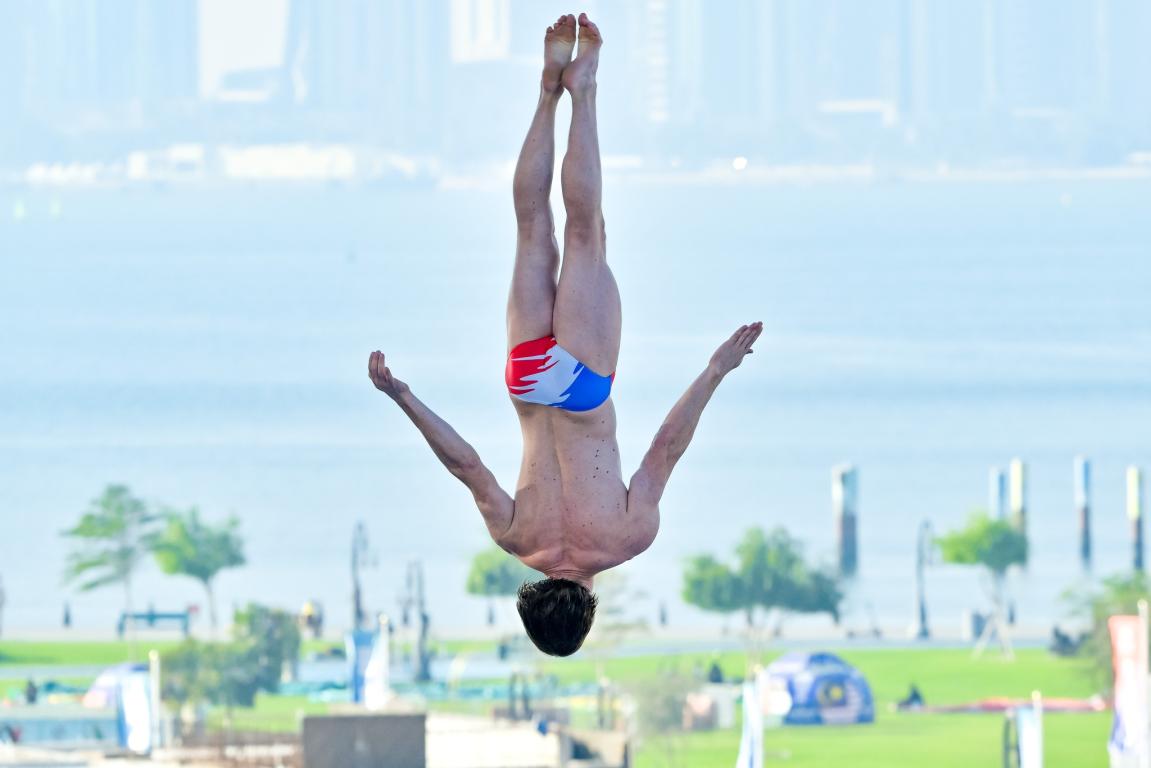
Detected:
left=363, top=626, right=392, bottom=710
left=346, top=629, right=376, bottom=704
left=1017, top=700, right=1043, bottom=768
left=117, top=670, right=153, bottom=755
left=1109, top=613, right=1149, bottom=765
left=735, top=674, right=763, bottom=768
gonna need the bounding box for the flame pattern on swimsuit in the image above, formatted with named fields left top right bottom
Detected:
left=505, top=336, right=614, bottom=412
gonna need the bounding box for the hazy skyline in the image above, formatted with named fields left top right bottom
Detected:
left=4, top=0, right=1151, bottom=172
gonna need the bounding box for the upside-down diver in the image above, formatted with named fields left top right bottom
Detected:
left=369, top=12, right=762, bottom=656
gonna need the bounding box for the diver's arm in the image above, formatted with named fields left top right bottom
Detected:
left=628, top=323, right=763, bottom=508
left=368, top=351, right=514, bottom=538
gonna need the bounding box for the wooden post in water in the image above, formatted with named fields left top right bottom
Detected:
left=833, top=464, right=859, bottom=578
left=1128, top=466, right=1145, bottom=573
left=1074, top=456, right=1091, bottom=571
left=1009, top=459, right=1027, bottom=535
left=989, top=467, right=1007, bottom=519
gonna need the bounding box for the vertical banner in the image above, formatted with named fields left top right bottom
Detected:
left=735, top=673, right=763, bottom=768
left=1109, top=606, right=1149, bottom=766
left=346, top=629, right=375, bottom=704
left=117, top=670, right=153, bottom=755
left=363, top=617, right=392, bottom=710
left=1017, top=693, right=1044, bottom=768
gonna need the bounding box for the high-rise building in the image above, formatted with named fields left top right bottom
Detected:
left=1088, top=0, right=1151, bottom=132
left=11, top=0, right=195, bottom=117
left=287, top=0, right=450, bottom=151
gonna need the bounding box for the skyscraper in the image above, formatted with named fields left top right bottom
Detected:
left=0, top=0, right=197, bottom=159
left=286, top=0, right=450, bottom=151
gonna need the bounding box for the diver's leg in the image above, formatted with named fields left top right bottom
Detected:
left=507, top=15, right=576, bottom=349
left=553, top=14, right=620, bottom=374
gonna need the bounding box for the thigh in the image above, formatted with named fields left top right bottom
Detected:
left=552, top=247, right=621, bottom=375
left=507, top=233, right=560, bottom=350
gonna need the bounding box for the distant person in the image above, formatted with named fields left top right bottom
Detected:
left=63, top=601, right=71, bottom=629
left=24, top=679, right=38, bottom=705
left=368, top=13, right=761, bottom=657
left=897, top=683, right=925, bottom=710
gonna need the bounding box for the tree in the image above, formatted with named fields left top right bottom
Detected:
left=682, top=527, right=842, bottom=635
left=465, top=546, right=538, bottom=625
left=62, top=485, right=159, bottom=619
left=162, top=602, right=301, bottom=712
left=1064, top=573, right=1151, bottom=691
left=151, top=508, right=246, bottom=631
left=937, top=512, right=1027, bottom=608
left=682, top=554, right=744, bottom=620
left=937, top=512, right=1028, bottom=657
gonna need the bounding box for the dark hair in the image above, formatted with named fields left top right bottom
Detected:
left=516, top=578, right=598, bottom=657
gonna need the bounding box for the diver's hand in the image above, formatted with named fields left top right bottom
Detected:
left=368, top=350, right=410, bottom=399
left=708, top=322, right=763, bottom=377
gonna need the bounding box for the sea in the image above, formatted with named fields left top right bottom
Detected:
left=1, top=173, right=1149, bottom=640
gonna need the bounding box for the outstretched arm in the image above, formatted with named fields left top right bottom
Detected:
left=628, top=323, right=763, bottom=510
left=368, top=350, right=514, bottom=540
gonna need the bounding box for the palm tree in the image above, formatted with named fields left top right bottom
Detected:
left=62, top=485, right=158, bottom=620
left=152, top=508, right=246, bottom=631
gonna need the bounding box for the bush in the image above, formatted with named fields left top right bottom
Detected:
left=162, top=603, right=300, bottom=709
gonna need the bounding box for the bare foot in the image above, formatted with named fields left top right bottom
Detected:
left=542, top=14, right=576, bottom=94
left=562, top=13, right=602, bottom=94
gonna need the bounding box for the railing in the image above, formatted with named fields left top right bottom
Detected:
left=172, top=728, right=301, bottom=767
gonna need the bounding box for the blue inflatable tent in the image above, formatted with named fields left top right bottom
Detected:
left=762, top=652, right=874, bottom=726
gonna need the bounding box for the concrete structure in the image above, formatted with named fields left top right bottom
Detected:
left=303, top=712, right=426, bottom=768
left=1074, top=456, right=1091, bottom=569
left=1129, top=466, right=1145, bottom=572
left=832, top=464, right=860, bottom=577
left=301, top=712, right=628, bottom=768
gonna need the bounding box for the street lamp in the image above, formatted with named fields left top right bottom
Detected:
left=912, top=519, right=933, bottom=640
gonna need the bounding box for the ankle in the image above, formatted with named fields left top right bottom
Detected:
left=567, top=82, right=597, bottom=102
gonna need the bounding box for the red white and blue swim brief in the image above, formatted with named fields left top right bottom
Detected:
left=505, top=336, right=614, bottom=412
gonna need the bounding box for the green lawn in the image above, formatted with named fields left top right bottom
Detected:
left=542, top=647, right=1098, bottom=703
left=634, top=711, right=1110, bottom=768
left=206, top=693, right=331, bottom=732
left=300, top=636, right=496, bottom=659
left=0, top=639, right=182, bottom=666
left=543, top=647, right=1106, bottom=767
left=1, top=639, right=1112, bottom=766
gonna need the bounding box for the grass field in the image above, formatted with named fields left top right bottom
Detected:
left=0, top=639, right=182, bottom=666
left=542, top=647, right=1108, bottom=767
left=0, top=637, right=488, bottom=668
left=1, top=639, right=1111, bottom=766
left=633, top=711, right=1110, bottom=768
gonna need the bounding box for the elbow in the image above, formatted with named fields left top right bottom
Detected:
left=651, top=427, right=676, bottom=455
left=450, top=452, right=484, bottom=481
left=651, top=428, right=684, bottom=463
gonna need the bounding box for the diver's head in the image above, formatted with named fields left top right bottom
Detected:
left=516, top=577, right=597, bottom=657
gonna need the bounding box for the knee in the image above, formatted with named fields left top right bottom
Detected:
left=565, top=213, right=605, bottom=248
left=516, top=206, right=555, bottom=238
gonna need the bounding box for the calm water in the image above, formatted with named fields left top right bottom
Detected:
left=1, top=177, right=1149, bottom=637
